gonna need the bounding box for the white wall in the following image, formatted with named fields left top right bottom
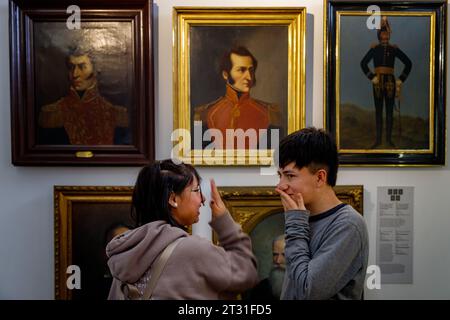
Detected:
left=0, top=0, right=449, bottom=299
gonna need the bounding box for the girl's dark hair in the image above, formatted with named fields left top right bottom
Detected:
left=279, top=127, right=339, bottom=186
left=131, top=159, right=202, bottom=227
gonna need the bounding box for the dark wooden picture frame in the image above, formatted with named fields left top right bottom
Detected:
left=9, top=0, right=154, bottom=165
left=324, top=0, right=446, bottom=166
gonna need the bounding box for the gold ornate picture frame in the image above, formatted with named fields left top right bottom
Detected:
left=173, top=7, right=306, bottom=166
left=54, top=186, right=133, bottom=300
left=215, top=186, right=363, bottom=289
left=54, top=185, right=192, bottom=300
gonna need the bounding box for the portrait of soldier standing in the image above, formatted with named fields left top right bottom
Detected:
left=360, top=16, right=412, bottom=148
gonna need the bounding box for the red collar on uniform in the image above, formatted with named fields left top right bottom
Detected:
left=224, top=84, right=251, bottom=103
left=68, top=81, right=99, bottom=102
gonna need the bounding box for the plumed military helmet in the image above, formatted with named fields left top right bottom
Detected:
left=377, top=16, right=391, bottom=40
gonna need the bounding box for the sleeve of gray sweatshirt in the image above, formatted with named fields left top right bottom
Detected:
left=208, top=211, right=259, bottom=292
left=283, top=209, right=364, bottom=300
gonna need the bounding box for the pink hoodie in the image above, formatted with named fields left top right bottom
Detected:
left=106, top=212, right=258, bottom=299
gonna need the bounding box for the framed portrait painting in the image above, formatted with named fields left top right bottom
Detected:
left=324, top=0, right=446, bottom=166
left=54, top=185, right=193, bottom=300
left=54, top=186, right=134, bottom=300
left=215, top=185, right=363, bottom=300
left=9, top=0, right=154, bottom=165
left=173, top=8, right=306, bottom=166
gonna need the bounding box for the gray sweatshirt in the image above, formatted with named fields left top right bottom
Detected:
left=106, top=212, right=258, bottom=299
left=281, top=203, right=369, bottom=300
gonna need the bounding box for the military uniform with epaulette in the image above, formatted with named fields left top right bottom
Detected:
left=360, top=38, right=412, bottom=147
left=38, top=81, right=129, bottom=145
left=194, top=84, right=282, bottom=149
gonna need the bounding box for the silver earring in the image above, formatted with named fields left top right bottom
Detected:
left=173, top=203, right=178, bottom=208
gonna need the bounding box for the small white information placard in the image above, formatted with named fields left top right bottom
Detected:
left=377, top=186, right=414, bottom=284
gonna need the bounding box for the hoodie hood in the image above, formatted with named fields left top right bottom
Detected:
left=106, top=220, right=187, bottom=283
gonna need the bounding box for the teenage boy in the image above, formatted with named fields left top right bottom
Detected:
left=275, top=127, right=369, bottom=300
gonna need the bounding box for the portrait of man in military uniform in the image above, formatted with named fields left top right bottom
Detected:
left=186, top=23, right=290, bottom=153
left=38, top=47, right=129, bottom=145
left=32, top=21, right=135, bottom=147
left=194, top=46, right=282, bottom=149
left=360, top=16, right=412, bottom=149
left=337, top=14, right=431, bottom=152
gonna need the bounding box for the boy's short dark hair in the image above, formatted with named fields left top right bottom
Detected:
left=279, top=127, right=338, bottom=186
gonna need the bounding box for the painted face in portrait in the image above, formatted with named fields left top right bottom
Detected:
left=170, top=176, right=205, bottom=226
left=272, top=238, right=286, bottom=269
left=106, top=226, right=130, bottom=244
left=222, top=53, right=255, bottom=93
left=269, top=235, right=286, bottom=299
left=379, top=31, right=390, bottom=44
left=68, top=54, right=96, bottom=91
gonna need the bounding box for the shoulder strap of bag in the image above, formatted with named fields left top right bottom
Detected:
left=120, top=237, right=185, bottom=300
left=141, top=237, right=184, bottom=299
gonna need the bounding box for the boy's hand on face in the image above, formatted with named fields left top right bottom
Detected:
left=275, top=188, right=306, bottom=211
